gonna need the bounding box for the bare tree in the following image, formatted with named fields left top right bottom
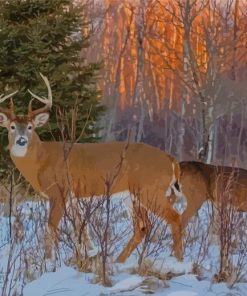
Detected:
left=106, top=4, right=134, bottom=140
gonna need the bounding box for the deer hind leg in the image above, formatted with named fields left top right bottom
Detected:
left=116, top=201, right=151, bottom=263
left=146, top=190, right=184, bottom=261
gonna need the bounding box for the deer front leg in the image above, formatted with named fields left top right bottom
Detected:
left=170, top=219, right=183, bottom=261
left=147, top=190, right=184, bottom=261
left=47, top=198, right=65, bottom=250
left=164, top=207, right=183, bottom=261
left=65, top=197, right=95, bottom=254
left=44, top=185, right=66, bottom=260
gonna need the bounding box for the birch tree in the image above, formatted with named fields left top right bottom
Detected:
left=147, top=0, right=247, bottom=162
left=132, top=0, right=146, bottom=142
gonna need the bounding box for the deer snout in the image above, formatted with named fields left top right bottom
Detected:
left=16, top=136, right=28, bottom=146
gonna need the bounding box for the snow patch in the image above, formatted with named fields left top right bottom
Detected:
left=153, top=257, right=193, bottom=274
left=23, top=267, right=106, bottom=296
left=109, top=275, right=143, bottom=293
left=168, top=292, right=198, bottom=296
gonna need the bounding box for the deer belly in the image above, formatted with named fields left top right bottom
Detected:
left=71, top=175, right=128, bottom=197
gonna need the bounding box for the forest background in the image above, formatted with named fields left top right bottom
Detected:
left=85, top=0, right=247, bottom=167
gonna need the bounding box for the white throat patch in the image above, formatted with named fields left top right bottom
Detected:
left=11, top=144, right=28, bottom=157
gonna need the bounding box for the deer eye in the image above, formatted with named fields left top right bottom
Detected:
left=10, top=125, right=15, bottom=130
left=28, top=125, right=32, bottom=130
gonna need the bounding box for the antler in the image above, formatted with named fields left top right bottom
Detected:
left=0, top=90, right=18, bottom=118
left=28, top=73, right=53, bottom=117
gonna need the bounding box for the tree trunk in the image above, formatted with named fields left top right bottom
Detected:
left=106, top=8, right=134, bottom=140
left=132, top=1, right=146, bottom=143
left=231, top=0, right=239, bottom=81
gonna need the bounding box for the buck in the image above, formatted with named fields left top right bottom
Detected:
left=168, top=161, right=247, bottom=228
left=0, top=74, right=186, bottom=263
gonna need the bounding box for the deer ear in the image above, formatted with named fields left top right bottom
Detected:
left=0, top=113, right=10, bottom=127
left=33, top=113, right=49, bottom=128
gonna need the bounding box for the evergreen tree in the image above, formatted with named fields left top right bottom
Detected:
left=0, top=0, right=104, bottom=172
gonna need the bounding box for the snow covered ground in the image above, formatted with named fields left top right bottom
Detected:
left=23, top=264, right=247, bottom=296
left=1, top=194, right=247, bottom=295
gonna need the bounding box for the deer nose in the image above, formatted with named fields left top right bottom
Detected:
left=16, top=136, right=28, bottom=146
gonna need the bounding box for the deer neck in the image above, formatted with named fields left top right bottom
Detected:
left=180, top=161, right=210, bottom=201
left=10, top=132, right=44, bottom=192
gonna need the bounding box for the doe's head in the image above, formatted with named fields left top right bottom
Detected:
left=0, top=73, right=52, bottom=157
